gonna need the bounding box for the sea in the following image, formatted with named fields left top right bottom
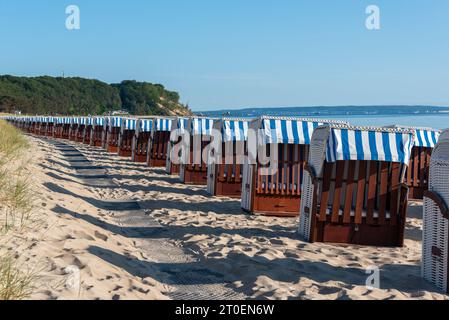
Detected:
left=197, top=106, right=449, bottom=130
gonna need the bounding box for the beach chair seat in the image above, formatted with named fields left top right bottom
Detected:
left=299, top=125, right=414, bottom=247
left=422, top=129, right=449, bottom=293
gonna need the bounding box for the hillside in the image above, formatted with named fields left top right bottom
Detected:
left=0, top=75, right=191, bottom=116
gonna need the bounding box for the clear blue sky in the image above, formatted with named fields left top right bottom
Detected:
left=0, top=0, right=448, bottom=111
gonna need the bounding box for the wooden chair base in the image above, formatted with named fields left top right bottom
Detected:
left=169, top=164, right=180, bottom=175
left=107, top=145, right=118, bottom=153
left=251, top=194, right=301, bottom=217
left=149, top=158, right=166, bottom=167
left=182, top=170, right=208, bottom=185
left=118, top=149, right=132, bottom=157
left=133, top=154, right=148, bottom=163
left=214, top=181, right=242, bottom=198
left=312, top=221, right=405, bottom=247
left=408, top=186, right=424, bottom=200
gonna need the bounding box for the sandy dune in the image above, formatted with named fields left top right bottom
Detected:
left=2, top=135, right=448, bottom=300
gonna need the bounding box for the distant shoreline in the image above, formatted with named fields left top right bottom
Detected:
left=196, top=105, right=449, bottom=117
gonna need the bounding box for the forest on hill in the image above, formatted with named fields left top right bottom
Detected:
left=0, top=75, right=191, bottom=116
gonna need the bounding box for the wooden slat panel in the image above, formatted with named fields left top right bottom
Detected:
left=413, top=148, right=419, bottom=187
left=343, top=161, right=356, bottom=224
left=378, top=162, right=389, bottom=225
left=389, top=162, right=400, bottom=226
left=354, top=161, right=367, bottom=225
left=366, top=161, right=378, bottom=225
left=419, top=147, right=426, bottom=188
left=296, top=145, right=301, bottom=196
left=319, top=162, right=334, bottom=221
left=331, top=161, right=345, bottom=223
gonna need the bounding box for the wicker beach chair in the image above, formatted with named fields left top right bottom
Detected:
left=105, top=116, right=122, bottom=153
left=298, top=125, right=415, bottom=246
left=146, top=118, right=172, bottom=166
left=241, top=116, right=347, bottom=217
left=90, top=117, right=105, bottom=147
left=422, top=129, right=449, bottom=292
left=69, top=117, right=80, bottom=141
left=82, top=117, right=93, bottom=145
left=207, top=118, right=250, bottom=198
left=75, top=117, right=89, bottom=143
left=130, top=118, right=154, bottom=163
left=118, top=118, right=137, bottom=157
left=45, top=117, right=55, bottom=137
left=166, top=117, right=189, bottom=175
left=179, top=117, right=215, bottom=185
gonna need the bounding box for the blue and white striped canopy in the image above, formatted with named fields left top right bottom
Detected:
left=155, top=118, right=172, bottom=132
left=109, top=117, right=123, bottom=128
left=414, top=129, right=440, bottom=148
left=261, top=117, right=344, bottom=145
left=123, top=118, right=137, bottom=130
left=191, top=118, right=214, bottom=136
left=386, top=125, right=440, bottom=148
left=325, top=127, right=415, bottom=165
left=139, top=119, right=153, bottom=132
left=223, top=119, right=250, bottom=142
left=94, top=117, right=105, bottom=126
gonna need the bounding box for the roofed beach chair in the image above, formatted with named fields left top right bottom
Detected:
left=75, top=117, right=89, bottom=142
left=118, top=118, right=138, bottom=157
left=166, top=117, right=189, bottom=175
left=38, top=117, right=48, bottom=136
left=61, top=117, right=72, bottom=139
left=46, top=117, right=55, bottom=137
left=207, top=118, right=250, bottom=198
left=29, top=117, right=38, bottom=134
left=386, top=125, right=440, bottom=200
left=69, top=117, right=80, bottom=141
left=105, top=116, right=123, bottom=153
left=298, top=125, right=415, bottom=246
left=54, top=117, right=63, bottom=138
left=422, top=129, right=449, bottom=293
left=82, top=117, right=93, bottom=145
left=131, top=118, right=154, bottom=163
left=91, top=117, right=105, bottom=147
left=147, top=117, right=173, bottom=167
left=241, top=116, right=347, bottom=217
left=179, top=117, right=215, bottom=185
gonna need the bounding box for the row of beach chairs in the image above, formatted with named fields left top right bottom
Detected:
left=3, top=114, right=449, bottom=293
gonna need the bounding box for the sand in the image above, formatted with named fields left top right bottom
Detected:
left=1, top=135, right=447, bottom=300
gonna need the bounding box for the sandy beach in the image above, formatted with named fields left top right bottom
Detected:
left=2, top=134, right=447, bottom=300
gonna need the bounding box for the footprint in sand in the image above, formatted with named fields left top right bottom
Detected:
left=94, top=231, right=108, bottom=242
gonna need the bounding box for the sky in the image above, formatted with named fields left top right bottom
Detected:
left=0, top=0, right=448, bottom=111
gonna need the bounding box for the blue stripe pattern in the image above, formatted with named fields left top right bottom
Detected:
left=191, top=118, right=214, bottom=135
left=123, top=118, right=137, bottom=130
left=326, top=127, right=414, bottom=164
left=140, top=119, right=153, bottom=132
left=262, top=118, right=342, bottom=145
left=109, top=117, right=123, bottom=128
left=155, top=118, right=172, bottom=132
left=223, top=120, right=249, bottom=142
left=414, top=129, right=440, bottom=148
